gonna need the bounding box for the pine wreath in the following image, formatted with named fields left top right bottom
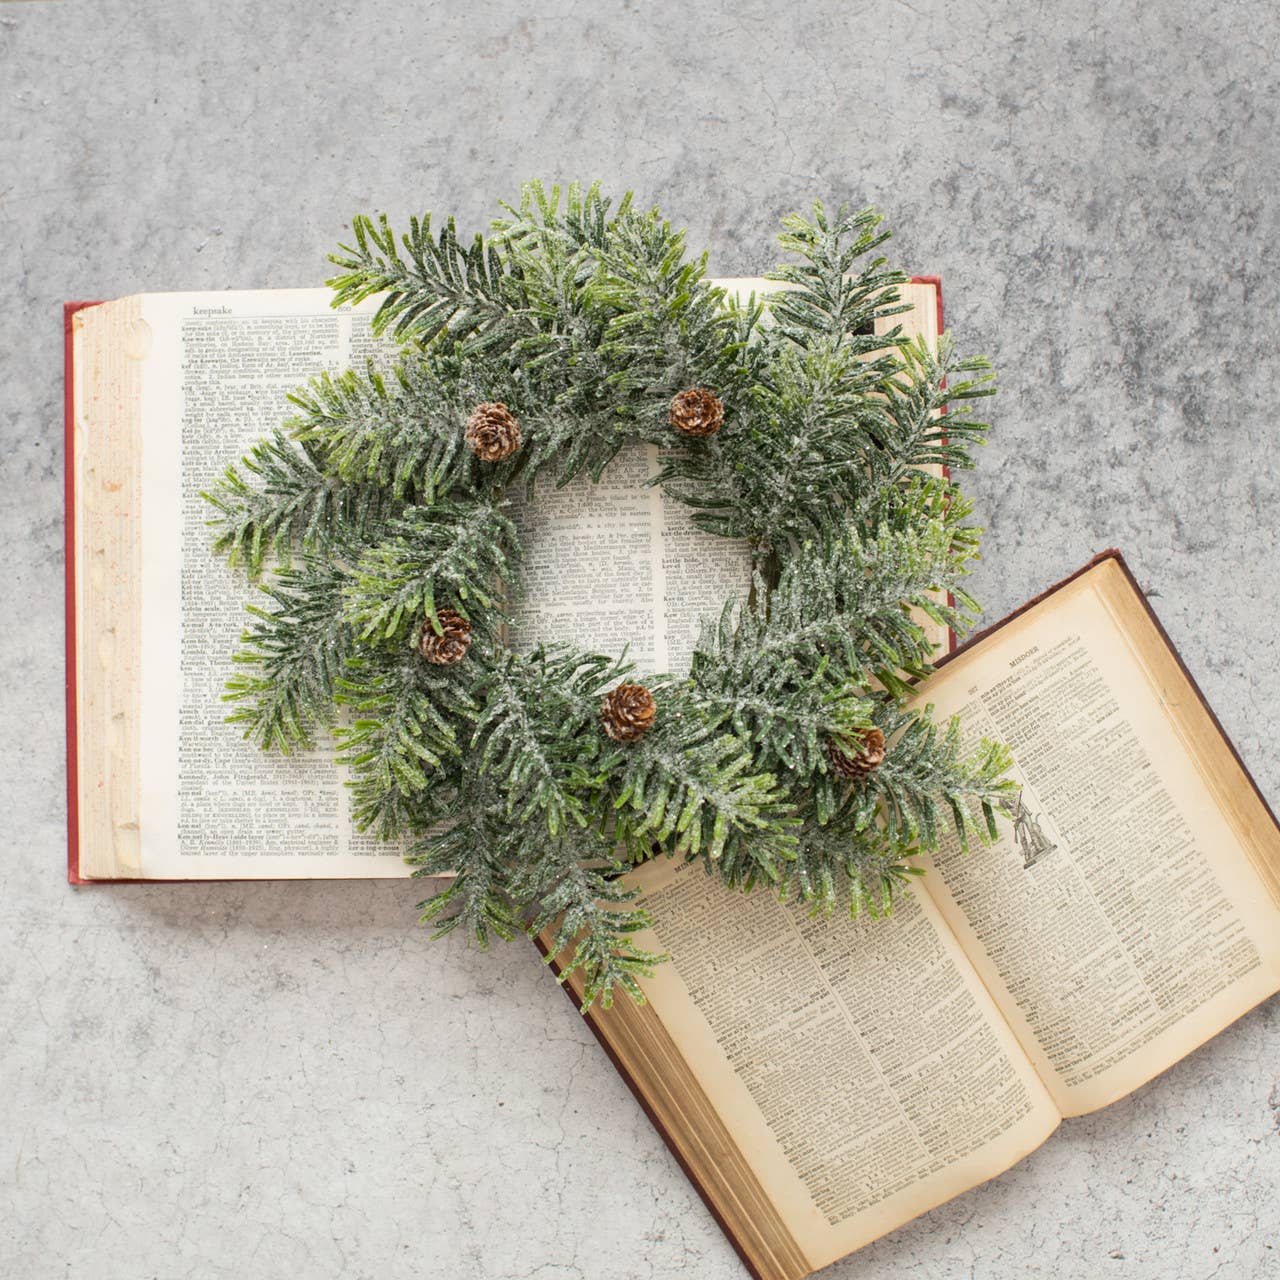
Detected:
left=204, top=181, right=1012, bottom=1009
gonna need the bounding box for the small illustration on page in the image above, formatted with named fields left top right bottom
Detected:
left=998, top=790, right=1057, bottom=870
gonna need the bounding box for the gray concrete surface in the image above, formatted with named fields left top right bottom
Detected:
left=3, top=1, right=1278, bottom=1277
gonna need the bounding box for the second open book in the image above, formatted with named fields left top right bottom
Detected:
left=543, top=552, right=1280, bottom=1279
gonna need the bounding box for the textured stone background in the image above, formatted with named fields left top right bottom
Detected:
left=3, top=1, right=1278, bottom=1277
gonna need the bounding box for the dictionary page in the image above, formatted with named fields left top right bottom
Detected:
left=504, top=442, right=752, bottom=675
left=131, top=288, right=411, bottom=879
left=77, top=279, right=940, bottom=879
left=913, top=556, right=1280, bottom=1115
left=600, top=857, right=1059, bottom=1273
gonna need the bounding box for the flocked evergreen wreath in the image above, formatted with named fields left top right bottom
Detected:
left=204, top=182, right=1012, bottom=1009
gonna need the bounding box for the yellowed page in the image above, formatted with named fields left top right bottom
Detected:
left=625, top=856, right=1059, bottom=1271
left=913, top=559, right=1280, bottom=1115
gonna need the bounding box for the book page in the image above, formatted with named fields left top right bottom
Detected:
left=622, top=856, right=1059, bottom=1271
left=131, top=289, right=411, bottom=879
left=504, top=442, right=752, bottom=675
left=913, top=558, right=1280, bottom=1115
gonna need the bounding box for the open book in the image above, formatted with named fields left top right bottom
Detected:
left=64, top=278, right=944, bottom=881
left=539, top=552, right=1280, bottom=1279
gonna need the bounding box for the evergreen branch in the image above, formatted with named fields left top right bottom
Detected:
left=495, top=182, right=762, bottom=466
left=869, top=335, right=996, bottom=487
left=585, top=207, right=754, bottom=432
left=327, top=211, right=515, bottom=346
left=519, top=830, right=666, bottom=1011
left=492, top=179, right=626, bottom=257
left=203, top=430, right=387, bottom=576
left=874, top=704, right=1012, bottom=851
left=689, top=594, right=876, bottom=778
left=782, top=806, right=927, bottom=920
left=343, top=500, right=516, bottom=641
left=223, top=558, right=352, bottom=752
left=410, top=799, right=524, bottom=947
left=410, top=800, right=664, bottom=1011
left=609, top=684, right=800, bottom=884
left=653, top=337, right=897, bottom=547
left=812, top=701, right=1013, bottom=855
left=765, top=514, right=984, bottom=693
left=766, top=201, right=910, bottom=350
left=333, top=650, right=475, bottom=838
left=469, top=646, right=626, bottom=838
left=782, top=702, right=1012, bottom=918
left=287, top=357, right=472, bottom=503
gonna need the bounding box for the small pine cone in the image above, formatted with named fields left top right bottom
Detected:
left=465, top=402, right=522, bottom=462
left=417, top=608, right=473, bottom=665
left=669, top=387, right=725, bottom=437
left=826, top=727, right=887, bottom=780
left=601, top=683, right=657, bottom=743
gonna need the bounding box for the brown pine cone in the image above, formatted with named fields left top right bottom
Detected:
left=601, top=683, right=657, bottom=743
left=669, top=387, right=725, bottom=437
left=417, top=608, right=473, bottom=665
left=465, top=402, right=522, bottom=462
left=826, top=727, right=887, bottom=780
